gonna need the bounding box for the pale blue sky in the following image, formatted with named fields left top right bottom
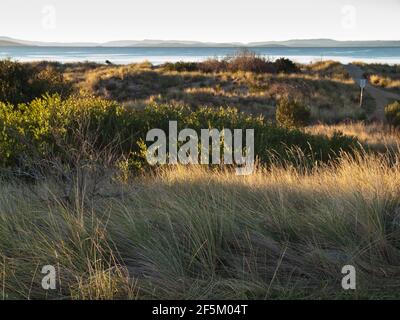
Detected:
left=1, top=0, right=399, bottom=43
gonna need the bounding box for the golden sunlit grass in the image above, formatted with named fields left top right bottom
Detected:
left=1, top=58, right=400, bottom=300
left=369, top=74, right=400, bottom=91
left=306, top=122, right=400, bottom=151
left=57, top=60, right=371, bottom=123
left=1, top=151, right=400, bottom=299
left=354, top=62, right=400, bottom=93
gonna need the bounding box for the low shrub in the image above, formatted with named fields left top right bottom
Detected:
left=0, top=95, right=358, bottom=172
left=274, top=57, right=300, bottom=73
left=0, top=60, right=71, bottom=105
left=160, top=52, right=299, bottom=74
left=161, top=61, right=199, bottom=72
left=385, top=101, right=400, bottom=127
left=158, top=53, right=299, bottom=75
left=0, top=95, right=124, bottom=167
left=276, top=97, right=311, bottom=129
left=226, top=50, right=277, bottom=73
left=198, top=58, right=228, bottom=73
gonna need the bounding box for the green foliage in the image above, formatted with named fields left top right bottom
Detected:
left=160, top=53, right=299, bottom=75
left=0, top=95, right=123, bottom=167
left=276, top=97, right=311, bottom=129
left=385, top=101, right=400, bottom=127
left=162, top=61, right=199, bottom=72
left=0, top=60, right=71, bottom=105
left=0, top=95, right=358, bottom=171
left=274, top=58, right=299, bottom=73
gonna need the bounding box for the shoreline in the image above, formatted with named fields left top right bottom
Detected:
left=3, top=56, right=400, bottom=66
left=1, top=47, right=400, bottom=65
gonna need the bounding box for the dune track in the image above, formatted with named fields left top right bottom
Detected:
left=345, top=64, right=400, bottom=122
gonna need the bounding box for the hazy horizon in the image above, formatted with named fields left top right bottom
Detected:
left=1, top=0, right=399, bottom=43
left=3, top=36, right=400, bottom=45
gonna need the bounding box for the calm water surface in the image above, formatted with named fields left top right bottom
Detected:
left=1, top=47, right=400, bottom=64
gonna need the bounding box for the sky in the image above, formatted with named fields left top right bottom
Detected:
left=0, top=0, right=399, bottom=43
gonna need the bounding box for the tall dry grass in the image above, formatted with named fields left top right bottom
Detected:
left=54, top=59, right=371, bottom=123
left=1, top=151, right=400, bottom=299
left=369, top=74, right=400, bottom=91
left=306, top=122, right=400, bottom=151
left=354, top=62, right=400, bottom=93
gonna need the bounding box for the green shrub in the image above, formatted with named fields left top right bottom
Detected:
left=0, top=95, right=124, bottom=167
left=385, top=101, right=400, bottom=127
left=274, top=58, right=299, bottom=73
left=226, top=50, right=277, bottom=73
left=162, top=51, right=278, bottom=74
left=161, top=54, right=299, bottom=75
left=162, top=61, right=199, bottom=72
left=0, top=95, right=358, bottom=171
left=0, top=60, right=71, bottom=105
left=276, top=97, right=311, bottom=129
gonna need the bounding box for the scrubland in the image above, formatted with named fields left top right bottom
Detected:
left=55, top=58, right=375, bottom=123
left=0, top=55, right=400, bottom=299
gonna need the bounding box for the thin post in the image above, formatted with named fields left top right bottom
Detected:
left=360, top=86, right=364, bottom=107
left=359, top=79, right=366, bottom=108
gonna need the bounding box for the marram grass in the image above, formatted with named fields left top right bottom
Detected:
left=0, top=151, right=400, bottom=299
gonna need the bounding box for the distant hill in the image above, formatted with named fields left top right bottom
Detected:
left=89, top=39, right=400, bottom=48
left=249, top=39, right=400, bottom=47
left=0, top=39, right=24, bottom=46
left=102, top=39, right=245, bottom=47
left=1, top=37, right=400, bottom=48
left=0, top=36, right=97, bottom=47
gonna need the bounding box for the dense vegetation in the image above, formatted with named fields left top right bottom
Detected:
left=0, top=95, right=358, bottom=173
left=0, top=58, right=359, bottom=177
left=162, top=52, right=300, bottom=74
left=276, top=97, right=311, bottom=129
left=0, top=58, right=400, bottom=300
left=2, top=152, right=400, bottom=299
left=385, top=101, right=400, bottom=127
left=0, top=60, right=71, bottom=105
left=71, top=59, right=372, bottom=123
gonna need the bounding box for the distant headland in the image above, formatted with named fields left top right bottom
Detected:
left=1, top=36, right=400, bottom=48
